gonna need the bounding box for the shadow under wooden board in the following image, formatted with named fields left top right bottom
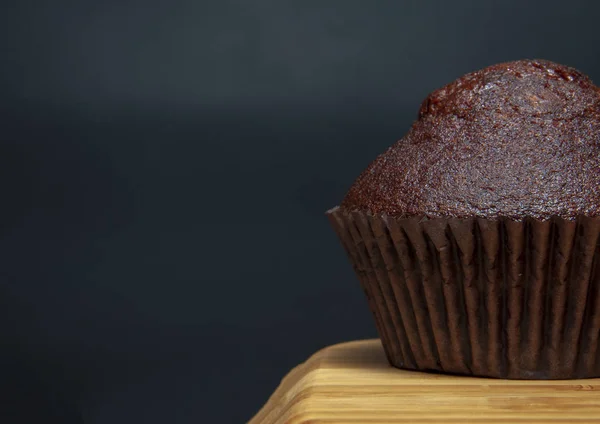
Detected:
left=249, top=339, right=600, bottom=424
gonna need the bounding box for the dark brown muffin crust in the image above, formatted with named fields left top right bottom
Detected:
left=341, top=59, right=600, bottom=220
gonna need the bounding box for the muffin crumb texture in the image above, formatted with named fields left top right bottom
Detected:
left=341, top=59, right=600, bottom=220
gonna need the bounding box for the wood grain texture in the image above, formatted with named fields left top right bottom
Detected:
left=249, top=339, right=600, bottom=424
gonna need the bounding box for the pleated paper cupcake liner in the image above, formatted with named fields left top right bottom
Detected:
left=327, top=206, right=600, bottom=379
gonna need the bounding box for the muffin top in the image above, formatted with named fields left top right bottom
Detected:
left=340, top=59, right=600, bottom=220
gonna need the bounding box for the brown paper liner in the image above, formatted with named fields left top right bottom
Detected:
left=327, top=207, right=600, bottom=379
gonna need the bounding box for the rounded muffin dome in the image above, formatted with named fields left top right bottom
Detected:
left=341, top=59, right=600, bottom=220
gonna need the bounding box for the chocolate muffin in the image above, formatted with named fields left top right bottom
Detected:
left=327, top=59, right=600, bottom=379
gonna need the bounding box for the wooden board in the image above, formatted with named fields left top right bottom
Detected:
left=249, top=339, right=600, bottom=424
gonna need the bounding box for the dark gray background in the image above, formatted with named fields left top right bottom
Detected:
left=1, top=0, right=600, bottom=422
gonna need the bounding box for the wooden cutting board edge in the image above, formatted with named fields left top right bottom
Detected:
left=248, top=339, right=600, bottom=424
